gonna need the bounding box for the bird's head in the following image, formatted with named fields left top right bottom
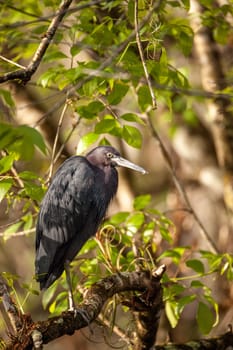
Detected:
left=86, top=146, right=148, bottom=174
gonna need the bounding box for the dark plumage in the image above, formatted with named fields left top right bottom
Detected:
left=35, top=146, right=147, bottom=305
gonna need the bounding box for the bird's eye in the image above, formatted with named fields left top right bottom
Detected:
left=106, top=152, right=113, bottom=158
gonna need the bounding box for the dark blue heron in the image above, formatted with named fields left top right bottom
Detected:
left=35, top=145, right=147, bottom=310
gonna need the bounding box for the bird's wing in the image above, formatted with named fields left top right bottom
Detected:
left=35, top=156, right=100, bottom=287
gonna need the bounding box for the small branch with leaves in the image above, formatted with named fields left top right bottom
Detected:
left=0, top=0, right=73, bottom=85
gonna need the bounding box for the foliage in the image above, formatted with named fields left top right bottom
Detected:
left=0, top=0, right=233, bottom=347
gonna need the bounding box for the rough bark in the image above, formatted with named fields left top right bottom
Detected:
left=2, top=267, right=165, bottom=350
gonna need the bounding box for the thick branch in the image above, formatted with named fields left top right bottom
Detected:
left=0, top=0, right=73, bottom=84
left=5, top=266, right=165, bottom=349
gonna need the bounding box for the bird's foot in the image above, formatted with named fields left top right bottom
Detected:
left=68, top=307, right=90, bottom=324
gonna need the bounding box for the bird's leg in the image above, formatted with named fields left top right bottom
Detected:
left=64, top=261, right=90, bottom=324
left=64, top=261, right=75, bottom=311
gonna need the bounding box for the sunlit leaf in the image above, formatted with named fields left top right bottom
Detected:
left=0, top=178, right=13, bottom=202
left=109, top=212, right=129, bottom=225
left=0, top=154, right=15, bottom=175
left=165, top=300, right=179, bottom=328
left=133, top=194, right=151, bottom=210
left=77, top=132, right=99, bottom=154
left=122, top=125, right=142, bottom=148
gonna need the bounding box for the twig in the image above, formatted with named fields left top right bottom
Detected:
left=0, top=0, right=73, bottom=84
left=0, top=0, right=103, bottom=31
left=0, top=55, right=26, bottom=69
left=47, top=100, right=69, bottom=184
left=134, top=0, right=157, bottom=109
left=52, top=116, right=81, bottom=164
left=0, top=228, right=35, bottom=237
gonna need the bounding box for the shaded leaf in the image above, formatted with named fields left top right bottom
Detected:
left=186, top=259, right=205, bottom=274
left=197, top=302, right=215, bottom=334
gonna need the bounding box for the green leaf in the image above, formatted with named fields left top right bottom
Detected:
left=133, top=194, right=151, bottom=210
left=77, top=132, right=99, bottom=154
left=82, top=79, right=98, bottom=96
left=16, top=126, right=47, bottom=155
left=0, top=89, right=15, bottom=108
left=127, top=212, right=144, bottom=231
left=158, top=247, right=187, bottom=264
left=186, top=259, right=205, bottom=274
left=165, top=300, right=179, bottom=328
left=159, top=225, right=173, bottom=243
left=4, top=222, right=22, bottom=240
left=70, top=45, right=80, bottom=57
left=0, top=178, right=13, bottom=202
left=177, top=295, right=196, bottom=314
left=37, top=69, right=59, bottom=88
left=42, top=281, right=58, bottom=310
left=22, top=181, right=45, bottom=201
left=122, top=125, right=142, bottom=148
left=0, top=153, right=15, bottom=175
left=0, top=123, right=17, bottom=150
left=138, top=85, right=152, bottom=111
left=77, top=101, right=104, bottom=119
left=95, top=116, right=122, bottom=137
left=109, top=212, right=129, bottom=225
left=107, top=82, right=129, bottom=105
left=197, top=302, right=215, bottom=334
left=44, top=50, right=67, bottom=62
left=19, top=171, right=39, bottom=180
left=121, top=113, right=145, bottom=125
left=191, top=280, right=204, bottom=288
left=22, top=213, right=33, bottom=231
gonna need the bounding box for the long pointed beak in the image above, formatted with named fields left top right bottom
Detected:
left=112, top=156, right=148, bottom=174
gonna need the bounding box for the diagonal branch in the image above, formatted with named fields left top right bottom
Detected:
left=0, top=0, right=73, bottom=84
left=5, top=266, right=165, bottom=350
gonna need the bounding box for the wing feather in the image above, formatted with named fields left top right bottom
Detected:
left=35, top=156, right=99, bottom=288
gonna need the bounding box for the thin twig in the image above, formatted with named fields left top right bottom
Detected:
left=134, top=0, right=157, bottom=109
left=0, top=55, right=26, bottom=69
left=52, top=116, right=81, bottom=164
left=134, top=0, right=218, bottom=254
left=0, top=228, right=35, bottom=237
left=47, top=100, right=69, bottom=184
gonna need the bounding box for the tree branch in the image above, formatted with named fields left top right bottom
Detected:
left=0, top=0, right=73, bottom=84
left=4, top=266, right=165, bottom=349
left=0, top=275, right=23, bottom=334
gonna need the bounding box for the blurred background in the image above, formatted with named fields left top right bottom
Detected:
left=0, top=0, right=233, bottom=348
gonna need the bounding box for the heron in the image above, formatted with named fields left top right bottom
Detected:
left=35, top=145, right=147, bottom=310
